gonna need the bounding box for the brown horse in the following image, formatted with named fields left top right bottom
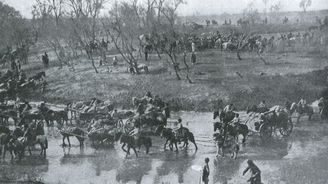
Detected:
left=213, top=121, right=248, bottom=143
left=213, top=132, right=239, bottom=159
left=58, top=125, right=85, bottom=147
left=288, top=102, right=314, bottom=123
left=119, top=133, right=152, bottom=158
left=155, top=125, right=197, bottom=151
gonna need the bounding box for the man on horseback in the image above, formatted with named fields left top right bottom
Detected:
left=243, top=160, right=262, bottom=184
left=298, top=98, right=307, bottom=107
left=129, top=126, right=141, bottom=142
left=20, top=101, right=32, bottom=118
left=258, top=101, right=266, bottom=109
left=163, top=103, right=170, bottom=119
left=223, top=103, right=234, bottom=113
left=298, top=98, right=307, bottom=113
left=231, top=113, right=240, bottom=127
left=137, top=103, right=145, bottom=115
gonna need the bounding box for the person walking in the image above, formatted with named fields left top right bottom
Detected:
left=243, top=160, right=262, bottom=184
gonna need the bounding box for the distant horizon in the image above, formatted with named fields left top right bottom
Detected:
left=2, top=0, right=328, bottom=18
left=180, top=8, right=328, bottom=17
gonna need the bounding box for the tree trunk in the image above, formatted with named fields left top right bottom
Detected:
left=183, top=52, right=193, bottom=83
left=237, top=50, right=242, bottom=60
left=89, top=53, right=99, bottom=73
left=168, top=53, right=181, bottom=80
left=174, top=68, right=181, bottom=80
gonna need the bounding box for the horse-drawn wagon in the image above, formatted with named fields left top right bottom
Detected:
left=245, top=106, right=293, bottom=139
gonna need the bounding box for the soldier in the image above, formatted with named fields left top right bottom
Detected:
left=243, top=160, right=262, bottom=184
left=202, top=158, right=210, bottom=184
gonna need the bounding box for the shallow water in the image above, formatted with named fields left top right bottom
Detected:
left=1, top=111, right=328, bottom=184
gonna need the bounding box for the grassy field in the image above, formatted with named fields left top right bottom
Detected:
left=19, top=47, right=328, bottom=112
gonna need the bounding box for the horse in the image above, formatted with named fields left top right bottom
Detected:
left=213, top=110, right=236, bottom=124
left=119, top=133, right=152, bottom=158
left=213, top=121, right=248, bottom=143
left=9, top=122, right=48, bottom=160
left=24, top=121, right=48, bottom=157
left=213, top=133, right=239, bottom=159
left=0, top=110, right=19, bottom=125
left=318, top=99, right=328, bottom=119
left=88, top=129, right=121, bottom=147
left=0, top=131, right=13, bottom=159
left=246, top=105, right=270, bottom=114
left=20, top=112, right=44, bottom=126
left=288, top=102, right=314, bottom=123
left=0, top=125, right=10, bottom=134
left=132, top=97, right=148, bottom=107
left=155, top=125, right=197, bottom=151
left=39, top=107, right=68, bottom=126
left=58, top=125, right=85, bottom=147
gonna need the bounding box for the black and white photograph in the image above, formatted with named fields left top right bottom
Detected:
left=0, top=0, right=328, bottom=183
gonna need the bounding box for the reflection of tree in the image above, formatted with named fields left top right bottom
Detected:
left=156, top=150, right=196, bottom=184
left=116, top=158, right=152, bottom=184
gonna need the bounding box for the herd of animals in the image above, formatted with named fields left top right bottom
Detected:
left=0, top=91, right=327, bottom=161
left=140, top=19, right=328, bottom=60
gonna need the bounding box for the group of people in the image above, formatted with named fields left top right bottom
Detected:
left=202, top=158, right=262, bottom=184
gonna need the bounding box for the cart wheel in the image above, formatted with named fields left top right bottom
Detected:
left=280, top=119, right=293, bottom=136
left=260, top=124, right=272, bottom=140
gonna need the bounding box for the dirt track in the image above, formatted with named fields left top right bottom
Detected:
left=0, top=110, right=327, bottom=184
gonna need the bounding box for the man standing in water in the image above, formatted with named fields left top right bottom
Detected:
left=202, top=157, right=210, bottom=184
left=243, top=160, right=262, bottom=184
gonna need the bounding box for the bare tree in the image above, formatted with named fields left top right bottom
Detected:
left=262, top=0, right=270, bottom=16
left=299, top=0, right=312, bottom=12
left=103, top=1, right=143, bottom=74
left=32, top=0, right=67, bottom=67
left=66, top=0, right=108, bottom=73
left=270, top=1, right=283, bottom=23
left=243, top=1, right=261, bottom=25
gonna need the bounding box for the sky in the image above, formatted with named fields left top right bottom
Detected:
left=2, top=0, right=328, bottom=18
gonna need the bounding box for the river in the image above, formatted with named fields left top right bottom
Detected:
left=1, top=111, right=328, bottom=184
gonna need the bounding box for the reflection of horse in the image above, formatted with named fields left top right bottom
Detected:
left=119, top=133, right=152, bottom=158
left=288, top=102, right=314, bottom=123
left=155, top=125, right=197, bottom=151
left=116, top=158, right=152, bottom=184
left=157, top=151, right=197, bottom=183
left=213, top=133, right=239, bottom=159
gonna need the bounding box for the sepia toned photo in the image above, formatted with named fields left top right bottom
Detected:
left=0, top=0, right=328, bottom=183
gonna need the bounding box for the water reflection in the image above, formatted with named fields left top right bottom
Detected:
left=60, top=146, right=86, bottom=165
left=0, top=157, right=49, bottom=183
left=116, top=158, right=152, bottom=184
left=213, top=157, right=243, bottom=184
left=88, top=149, right=120, bottom=176
left=156, top=150, right=196, bottom=184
